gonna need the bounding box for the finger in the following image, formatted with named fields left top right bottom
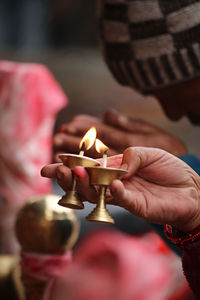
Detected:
left=60, top=115, right=101, bottom=135
left=54, top=133, right=82, bottom=152
left=58, top=114, right=128, bottom=150
left=54, top=133, right=119, bottom=160
left=110, top=179, right=138, bottom=213
left=120, top=147, right=151, bottom=179
left=104, top=109, right=155, bottom=133
left=120, top=147, right=144, bottom=179
left=121, top=147, right=167, bottom=180
left=105, top=154, right=123, bottom=168
left=74, top=167, right=98, bottom=203
left=54, top=151, right=64, bottom=163
left=110, top=179, right=127, bottom=204
left=41, top=163, right=62, bottom=178
left=56, top=117, right=129, bottom=153
left=104, top=109, right=130, bottom=130
left=54, top=131, right=112, bottom=156
left=56, top=165, right=73, bottom=191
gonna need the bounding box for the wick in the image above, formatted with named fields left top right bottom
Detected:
left=103, top=150, right=108, bottom=168
left=79, top=142, right=85, bottom=156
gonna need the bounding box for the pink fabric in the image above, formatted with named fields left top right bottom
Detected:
left=49, top=230, right=191, bottom=300
left=0, top=61, right=67, bottom=203
left=21, top=251, right=72, bottom=300
left=21, top=251, right=72, bottom=281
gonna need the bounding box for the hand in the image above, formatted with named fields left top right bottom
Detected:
left=110, top=147, right=200, bottom=232
left=54, top=114, right=119, bottom=159
left=41, top=147, right=200, bottom=232
left=41, top=155, right=122, bottom=204
left=54, top=110, right=187, bottom=161
left=104, top=110, right=187, bottom=156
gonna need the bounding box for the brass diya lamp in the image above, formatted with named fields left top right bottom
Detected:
left=86, top=139, right=127, bottom=224
left=58, top=127, right=100, bottom=209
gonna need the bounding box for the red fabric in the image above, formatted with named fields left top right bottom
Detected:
left=49, top=230, right=191, bottom=300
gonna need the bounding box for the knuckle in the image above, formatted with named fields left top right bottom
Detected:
left=123, top=146, right=133, bottom=156
left=56, top=165, right=66, bottom=179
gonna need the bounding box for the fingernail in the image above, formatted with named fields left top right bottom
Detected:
left=40, top=168, right=45, bottom=177
left=120, top=164, right=128, bottom=170
left=117, top=115, right=128, bottom=125
left=66, top=126, right=77, bottom=134
left=54, top=136, right=63, bottom=146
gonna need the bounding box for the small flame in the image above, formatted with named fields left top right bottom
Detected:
left=95, top=138, right=109, bottom=153
left=79, top=127, right=97, bottom=150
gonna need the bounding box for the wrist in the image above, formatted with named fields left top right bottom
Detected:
left=175, top=214, right=200, bottom=232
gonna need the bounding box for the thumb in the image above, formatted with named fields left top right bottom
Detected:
left=120, top=147, right=145, bottom=179
left=121, top=147, right=166, bottom=179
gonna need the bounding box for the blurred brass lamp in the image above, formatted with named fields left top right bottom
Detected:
left=15, top=194, right=80, bottom=300
left=86, top=139, right=127, bottom=224
left=58, top=127, right=100, bottom=209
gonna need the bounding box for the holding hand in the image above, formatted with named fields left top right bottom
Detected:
left=54, top=109, right=187, bottom=160
left=41, top=147, right=200, bottom=232
left=110, top=147, right=200, bottom=232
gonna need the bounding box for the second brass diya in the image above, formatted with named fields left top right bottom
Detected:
left=85, top=167, right=127, bottom=224
left=58, top=154, right=100, bottom=209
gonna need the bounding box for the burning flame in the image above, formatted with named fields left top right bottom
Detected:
left=79, top=127, right=97, bottom=150
left=95, top=138, right=108, bottom=153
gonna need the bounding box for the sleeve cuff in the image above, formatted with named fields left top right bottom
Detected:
left=179, top=154, right=200, bottom=175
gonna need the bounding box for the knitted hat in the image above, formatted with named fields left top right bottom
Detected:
left=99, top=0, right=200, bottom=93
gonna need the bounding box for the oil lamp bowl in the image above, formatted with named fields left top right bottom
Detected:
left=86, top=166, right=127, bottom=186
left=59, top=154, right=100, bottom=170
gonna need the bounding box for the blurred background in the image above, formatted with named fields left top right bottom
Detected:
left=0, top=0, right=199, bottom=156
